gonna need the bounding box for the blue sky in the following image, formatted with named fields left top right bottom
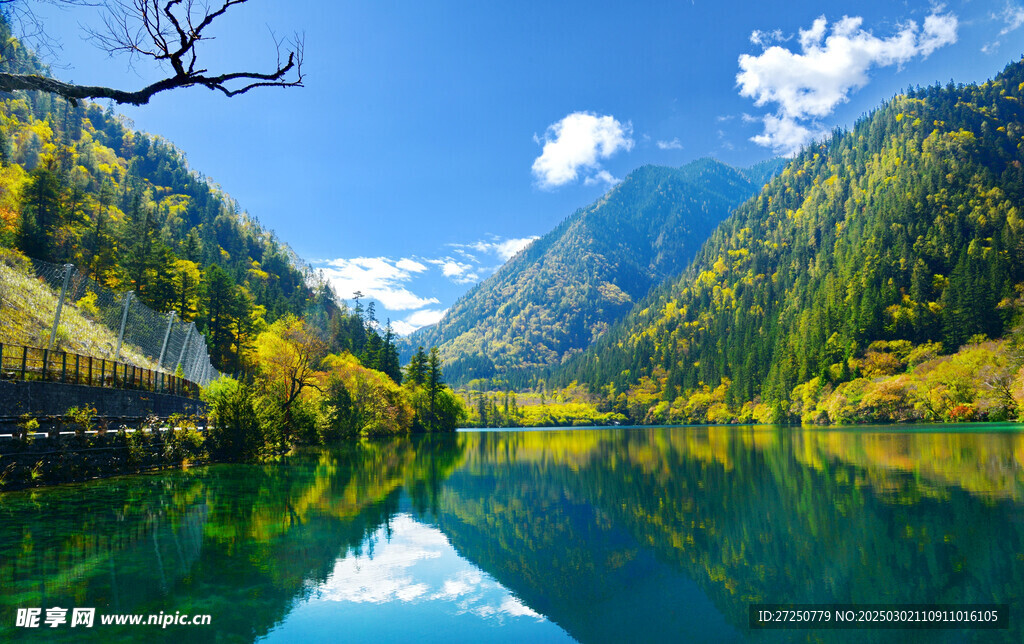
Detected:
left=34, top=0, right=1024, bottom=333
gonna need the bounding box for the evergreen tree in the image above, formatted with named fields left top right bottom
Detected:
left=201, top=264, right=241, bottom=370
left=406, top=346, right=428, bottom=386
left=427, top=346, right=443, bottom=415
left=18, top=163, right=61, bottom=260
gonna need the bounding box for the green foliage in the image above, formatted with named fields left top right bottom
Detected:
left=203, top=376, right=280, bottom=462
left=555, top=58, right=1024, bottom=424
left=459, top=384, right=625, bottom=428
left=164, top=416, right=205, bottom=463
left=200, top=333, right=467, bottom=460
left=411, top=159, right=780, bottom=385
left=15, top=414, right=38, bottom=442
left=123, top=429, right=148, bottom=466
left=65, top=405, right=97, bottom=436
left=322, top=376, right=359, bottom=439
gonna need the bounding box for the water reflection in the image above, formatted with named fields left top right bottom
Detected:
left=0, top=426, right=1021, bottom=642
left=263, top=514, right=569, bottom=643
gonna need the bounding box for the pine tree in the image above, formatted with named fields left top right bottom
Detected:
left=18, top=164, right=62, bottom=260
left=380, top=322, right=402, bottom=384
left=427, top=347, right=443, bottom=415
left=406, top=346, right=428, bottom=386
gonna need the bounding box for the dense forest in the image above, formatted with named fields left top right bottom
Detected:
left=411, top=158, right=783, bottom=385
left=0, top=17, right=465, bottom=447
left=552, top=57, right=1024, bottom=425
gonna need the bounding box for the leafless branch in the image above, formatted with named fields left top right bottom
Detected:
left=0, top=0, right=304, bottom=105
left=0, top=0, right=99, bottom=63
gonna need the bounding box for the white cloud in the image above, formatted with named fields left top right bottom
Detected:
left=428, top=259, right=480, bottom=285
left=656, top=137, right=683, bottom=150
left=404, top=308, right=447, bottom=328
left=494, top=237, right=537, bottom=260
left=396, top=258, right=428, bottom=273
left=440, top=261, right=470, bottom=278
left=531, top=111, right=633, bottom=189
left=391, top=308, right=448, bottom=335
left=751, top=114, right=820, bottom=151
left=983, top=3, right=1024, bottom=52
left=750, top=28, right=791, bottom=48
left=737, top=10, right=958, bottom=154
left=999, top=3, right=1024, bottom=35
left=452, top=235, right=540, bottom=263
left=317, top=256, right=440, bottom=311
left=583, top=169, right=619, bottom=186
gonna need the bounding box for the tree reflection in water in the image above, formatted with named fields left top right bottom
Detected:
left=0, top=426, right=1021, bottom=643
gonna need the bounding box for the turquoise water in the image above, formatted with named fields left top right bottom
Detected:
left=1, top=425, right=1022, bottom=642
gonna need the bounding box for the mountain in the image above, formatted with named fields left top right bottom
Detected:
left=0, top=17, right=389, bottom=374
left=553, top=58, right=1024, bottom=422
left=410, top=158, right=782, bottom=385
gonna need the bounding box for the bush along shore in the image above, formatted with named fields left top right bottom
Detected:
left=0, top=412, right=208, bottom=490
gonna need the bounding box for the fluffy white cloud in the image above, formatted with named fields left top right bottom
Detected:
left=583, top=169, right=619, bottom=186
left=429, top=259, right=480, bottom=284
left=531, top=112, right=633, bottom=189
left=738, top=10, right=958, bottom=154
left=750, top=114, right=819, bottom=152
left=318, top=256, right=440, bottom=311
left=391, top=308, right=447, bottom=335
left=656, top=137, right=683, bottom=150
left=495, top=237, right=537, bottom=260
left=396, top=258, right=428, bottom=273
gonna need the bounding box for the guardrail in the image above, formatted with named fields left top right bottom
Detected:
left=0, top=418, right=209, bottom=441
left=0, top=343, right=201, bottom=399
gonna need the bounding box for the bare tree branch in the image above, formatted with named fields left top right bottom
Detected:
left=0, top=0, right=304, bottom=105
left=0, top=0, right=100, bottom=64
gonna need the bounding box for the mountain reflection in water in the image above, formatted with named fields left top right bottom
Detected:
left=0, top=426, right=1022, bottom=643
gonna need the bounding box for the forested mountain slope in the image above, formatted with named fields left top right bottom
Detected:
left=412, top=158, right=781, bottom=384
left=0, top=17, right=390, bottom=374
left=554, top=58, right=1024, bottom=422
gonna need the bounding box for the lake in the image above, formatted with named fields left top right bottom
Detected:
left=1, top=425, right=1022, bottom=642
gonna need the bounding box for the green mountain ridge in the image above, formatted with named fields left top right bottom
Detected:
left=552, top=57, right=1024, bottom=422
left=410, top=158, right=782, bottom=385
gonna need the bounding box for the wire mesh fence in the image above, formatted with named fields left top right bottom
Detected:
left=0, top=254, right=218, bottom=386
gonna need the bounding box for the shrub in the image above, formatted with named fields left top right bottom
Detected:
left=203, top=377, right=279, bottom=461
left=65, top=405, right=97, bottom=436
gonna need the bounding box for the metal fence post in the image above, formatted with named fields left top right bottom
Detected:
left=48, top=264, right=75, bottom=350
left=115, top=291, right=134, bottom=362
left=157, top=310, right=176, bottom=370
left=175, top=322, right=193, bottom=374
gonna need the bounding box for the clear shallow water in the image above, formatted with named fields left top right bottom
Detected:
left=1, top=425, right=1022, bottom=642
